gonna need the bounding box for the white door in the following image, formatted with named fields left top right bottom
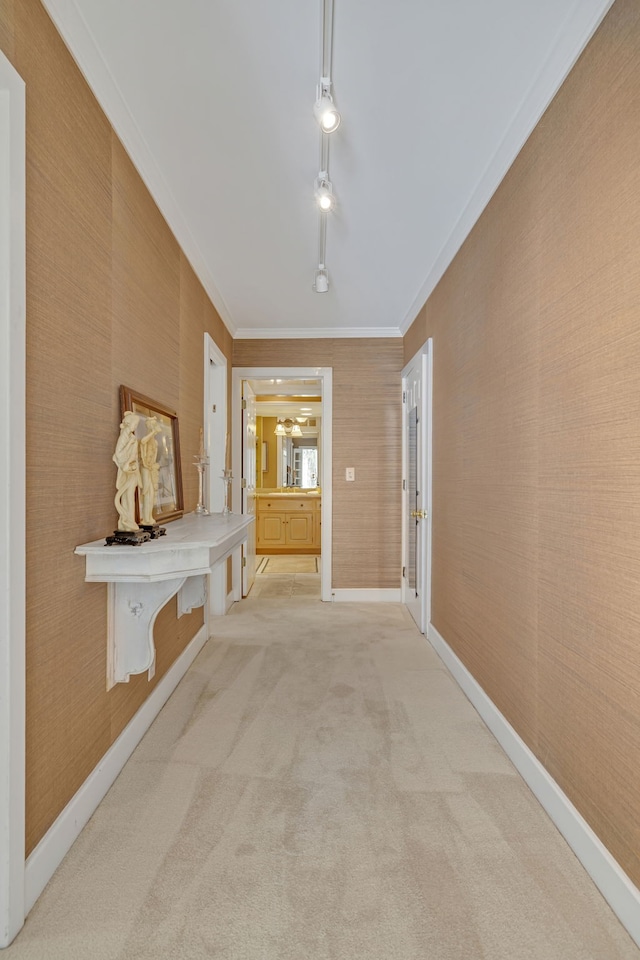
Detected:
left=402, top=346, right=431, bottom=632
left=242, top=381, right=257, bottom=596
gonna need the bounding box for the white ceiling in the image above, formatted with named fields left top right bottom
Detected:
left=42, top=0, right=613, bottom=339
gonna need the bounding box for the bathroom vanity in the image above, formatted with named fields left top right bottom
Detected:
left=255, top=490, right=321, bottom=554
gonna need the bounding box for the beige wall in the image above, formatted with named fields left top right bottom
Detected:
left=0, top=0, right=232, bottom=854
left=404, top=0, right=640, bottom=887
left=234, top=340, right=404, bottom=589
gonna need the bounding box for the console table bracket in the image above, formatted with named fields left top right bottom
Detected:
left=177, top=574, right=208, bottom=618
left=107, top=577, right=186, bottom=690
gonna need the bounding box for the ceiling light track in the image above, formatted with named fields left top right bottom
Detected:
left=313, top=0, right=341, bottom=293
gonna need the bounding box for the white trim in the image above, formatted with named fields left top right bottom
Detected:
left=204, top=333, right=227, bottom=515
left=331, top=589, right=401, bottom=603
left=40, top=0, right=235, bottom=337
left=232, top=367, right=333, bottom=601
left=24, top=623, right=209, bottom=915
left=427, top=622, right=640, bottom=950
left=399, top=0, right=616, bottom=335
left=204, top=334, right=229, bottom=624
left=424, top=344, right=433, bottom=630
left=0, top=52, right=26, bottom=949
left=401, top=340, right=433, bottom=633
left=233, top=326, right=402, bottom=340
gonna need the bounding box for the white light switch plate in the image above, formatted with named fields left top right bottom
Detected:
left=345, top=467, right=355, bottom=481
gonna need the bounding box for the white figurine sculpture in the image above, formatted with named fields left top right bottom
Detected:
left=139, top=416, right=162, bottom=526
left=113, top=411, right=141, bottom=531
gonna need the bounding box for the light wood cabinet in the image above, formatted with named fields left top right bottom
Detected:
left=256, top=496, right=321, bottom=554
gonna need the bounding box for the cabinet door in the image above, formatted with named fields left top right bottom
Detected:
left=258, top=512, right=287, bottom=546
left=286, top=511, right=314, bottom=546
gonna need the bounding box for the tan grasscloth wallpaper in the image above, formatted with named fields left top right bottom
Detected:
left=0, top=0, right=232, bottom=854
left=405, top=0, right=640, bottom=887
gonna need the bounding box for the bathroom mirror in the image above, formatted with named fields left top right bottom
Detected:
left=255, top=414, right=320, bottom=489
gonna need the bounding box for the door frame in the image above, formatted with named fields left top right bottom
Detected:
left=401, top=340, right=433, bottom=633
left=241, top=379, right=257, bottom=597
left=0, top=50, right=26, bottom=947
left=231, top=366, right=333, bottom=601
left=204, top=333, right=238, bottom=615
left=204, top=333, right=228, bottom=514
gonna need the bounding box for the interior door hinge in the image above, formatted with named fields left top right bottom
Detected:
left=402, top=479, right=406, bottom=491
left=242, top=399, right=247, bottom=409
left=402, top=566, right=406, bottom=578
left=402, top=391, right=406, bottom=404
left=242, top=556, right=247, bottom=567
left=241, top=478, right=247, bottom=488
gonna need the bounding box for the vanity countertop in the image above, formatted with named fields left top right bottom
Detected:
left=256, top=490, right=320, bottom=498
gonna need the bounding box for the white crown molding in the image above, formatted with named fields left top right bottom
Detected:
left=399, top=0, right=616, bottom=336
left=428, top=622, right=640, bottom=950
left=234, top=326, right=402, bottom=340
left=40, top=0, right=236, bottom=338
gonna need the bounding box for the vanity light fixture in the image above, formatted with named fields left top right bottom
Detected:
left=274, top=418, right=304, bottom=437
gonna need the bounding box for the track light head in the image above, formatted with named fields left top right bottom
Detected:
left=314, top=266, right=329, bottom=293
left=314, top=174, right=335, bottom=212
left=314, top=93, right=341, bottom=133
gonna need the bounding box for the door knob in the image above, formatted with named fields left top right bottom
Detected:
left=411, top=509, right=427, bottom=520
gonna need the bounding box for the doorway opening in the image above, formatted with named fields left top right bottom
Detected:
left=231, top=367, right=333, bottom=602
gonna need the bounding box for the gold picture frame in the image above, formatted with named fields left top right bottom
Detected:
left=119, top=385, right=184, bottom=523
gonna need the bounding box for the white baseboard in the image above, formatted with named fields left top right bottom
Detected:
left=330, top=589, right=401, bottom=603
left=427, top=623, right=640, bottom=949
left=24, top=623, right=209, bottom=914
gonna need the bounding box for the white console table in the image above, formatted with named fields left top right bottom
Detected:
left=75, top=512, right=253, bottom=689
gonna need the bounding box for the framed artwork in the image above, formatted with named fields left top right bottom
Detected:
left=119, top=385, right=184, bottom=523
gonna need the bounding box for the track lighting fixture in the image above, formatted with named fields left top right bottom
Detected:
left=314, top=82, right=341, bottom=133
left=314, top=266, right=329, bottom=293
left=314, top=174, right=335, bottom=212
left=312, top=0, right=340, bottom=292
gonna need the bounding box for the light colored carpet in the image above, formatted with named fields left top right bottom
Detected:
left=6, top=600, right=639, bottom=959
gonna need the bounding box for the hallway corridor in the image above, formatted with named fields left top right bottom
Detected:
left=6, top=600, right=638, bottom=959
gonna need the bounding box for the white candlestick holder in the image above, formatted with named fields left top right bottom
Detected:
left=221, top=469, right=233, bottom=515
